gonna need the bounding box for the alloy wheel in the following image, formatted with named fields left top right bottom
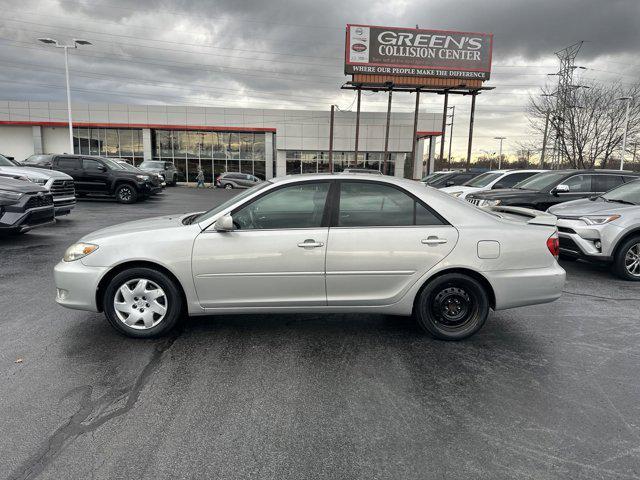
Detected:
left=119, top=187, right=132, bottom=201
left=113, top=278, right=168, bottom=329
left=624, top=243, right=640, bottom=277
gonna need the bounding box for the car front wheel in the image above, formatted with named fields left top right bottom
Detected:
left=103, top=267, right=183, bottom=338
left=224, top=183, right=233, bottom=189
left=613, top=236, right=640, bottom=281
left=414, top=273, right=490, bottom=340
left=115, top=184, right=138, bottom=204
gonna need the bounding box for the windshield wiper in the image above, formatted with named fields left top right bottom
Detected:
left=605, top=199, right=636, bottom=205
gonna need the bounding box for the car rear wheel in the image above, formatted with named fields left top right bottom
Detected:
left=414, top=273, right=490, bottom=340
left=115, top=184, right=138, bottom=204
left=613, top=236, right=640, bottom=281
left=224, top=183, right=233, bottom=189
left=103, top=267, right=183, bottom=338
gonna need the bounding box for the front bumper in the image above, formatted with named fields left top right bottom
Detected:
left=54, top=260, right=108, bottom=312
left=0, top=199, right=55, bottom=234
left=53, top=195, right=76, bottom=215
left=484, top=263, right=566, bottom=310
left=556, top=218, right=619, bottom=261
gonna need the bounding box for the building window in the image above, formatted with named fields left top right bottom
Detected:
left=73, top=127, right=143, bottom=164
left=151, top=129, right=267, bottom=183
left=285, top=151, right=396, bottom=176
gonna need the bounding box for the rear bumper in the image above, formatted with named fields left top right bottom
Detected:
left=54, top=260, right=108, bottom=312
left=484, top=263, right=566, bottom=310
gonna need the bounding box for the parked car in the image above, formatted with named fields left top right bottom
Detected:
left=423, top=171, right=481, bottom=188
left=55, top=174, right=565, bottom=340
left=0, top=154, right=76, bottom=216
left=112, top=159, right=165, bottom=194
left=466, top=169, right=640, bottom=211
left=0, top=176, right=55, bottom=234
left=215, top=172, right=261, bottom=189
left=137, top=161, right=180, bottom=186
left=23, top=154, right=156, bottom=204
left=440, top=169, right=544, bottom=199
left=548, top=179, right=640, bottom=280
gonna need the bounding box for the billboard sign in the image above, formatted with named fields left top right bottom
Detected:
left=345, top=24, right=493, bottom=81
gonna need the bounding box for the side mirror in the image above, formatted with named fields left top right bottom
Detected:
left=213, top=213, right=235, bottom=232
left=492, top=182, right=506, bottom=189
left=98, top=165, right=107, bottom=172
left=554, top=184, right=570, bottom=195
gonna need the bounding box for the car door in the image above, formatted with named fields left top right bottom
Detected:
left=81, top=158, right=110, bottom=193
left=546, top=174, right=595, bottom=208
left=192, top=180, right=331, bottom=308
left=325, top=180, right=458, bottom=306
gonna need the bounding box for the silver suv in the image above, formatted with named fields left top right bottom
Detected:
left=549, top=179, right=640, bottom=280
left=215, top=172, right=261, bottom=189
left=1, top=154, right=75, bottom=216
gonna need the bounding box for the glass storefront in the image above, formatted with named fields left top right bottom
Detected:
left=73, top=128, right=143, bottom=163
left=152, top=130, right=266, bottom=182
left=286, top=151, right=396, bottom=176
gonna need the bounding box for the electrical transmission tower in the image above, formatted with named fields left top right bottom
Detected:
left=551, top=41, right=584, bottom=168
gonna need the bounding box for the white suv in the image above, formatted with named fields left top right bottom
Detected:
left=440, top=169, right=544, bottom=199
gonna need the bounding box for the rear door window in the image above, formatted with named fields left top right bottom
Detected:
left=594, top=175, right=625, bottom=192
left=56, top=157, right=81, bottom=170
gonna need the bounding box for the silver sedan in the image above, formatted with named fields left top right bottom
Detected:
left=55, top=174, right=565, bottom=340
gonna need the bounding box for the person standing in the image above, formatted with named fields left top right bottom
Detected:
left=196, top=168, right=205, bottom=188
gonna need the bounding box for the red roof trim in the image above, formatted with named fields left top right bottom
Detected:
left=417, top=130, right=443, bottom=137
left=0, top=120, right=276, bottom=133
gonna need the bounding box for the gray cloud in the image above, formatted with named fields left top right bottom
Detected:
left=0, top=0, right=638, bottom=156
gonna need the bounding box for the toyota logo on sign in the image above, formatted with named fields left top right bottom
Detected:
left=355, top=27, right=364, bottom=35
left=352, top=43, right=367, bottom=52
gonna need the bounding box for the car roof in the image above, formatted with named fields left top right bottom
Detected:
left=272, top=172, right=421, bottom=188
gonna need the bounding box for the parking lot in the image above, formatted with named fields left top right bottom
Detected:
left=2, top=187, right=639, bottom=480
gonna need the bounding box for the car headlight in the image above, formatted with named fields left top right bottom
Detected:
left=29, top=178, right=47, bottom=185
left=136, top=174, right=149, bottom=181
left=449, top=191, right=463, bottom=197
left=579, top=214, right=620, bottom=225
left=0, top=189, right=23, bottom=202
left=63, top=242, right=99, bottom=262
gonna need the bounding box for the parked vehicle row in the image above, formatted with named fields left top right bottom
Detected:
left=430, top=167, right=640, bottom=280
left=23, top=154, right=165, bottom=204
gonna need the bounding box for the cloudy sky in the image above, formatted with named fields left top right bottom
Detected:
left=0, top=0, right=638, bottom=159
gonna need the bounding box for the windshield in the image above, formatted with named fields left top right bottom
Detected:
left=100, top=157, right=125, bottom=170
left=421, top=172, right=444, bottom=182
left=112, top=160, right=138, bottom=172
left=512, top=171, right=567, bottom=191
left=601, top=179, right=640, bottom=205
left=463, top=172, right=502, bottom=188
left=195, top=182, right=272, bottom=223
left=140, top=161, right=164, bottom=169
left=425, top=173, right=452, bottom=185
left=0, top=154, right=17, bottom=166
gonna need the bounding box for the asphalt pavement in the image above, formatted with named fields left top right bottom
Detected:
left=1, top=187, right=639, bottom=480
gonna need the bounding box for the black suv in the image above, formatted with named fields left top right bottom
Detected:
left=138, top=161, right=180, bottom=186
left=466, top=169, right=640, bottom=211
left=23, top=155, right=157, bottom=204
left=0, top=176, right=55, bottom=234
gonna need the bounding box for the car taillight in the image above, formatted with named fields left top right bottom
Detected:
left=547, top=232, right=559, bottom=259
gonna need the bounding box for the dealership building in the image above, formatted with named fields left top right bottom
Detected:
left=0, top=101, right=443, bottom=181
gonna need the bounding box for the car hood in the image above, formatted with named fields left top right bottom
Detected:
left=549, top=198, right=639, bottom=216
left=468, top=188, right=536, bottom=200
left=0, top=165, right=72, bottom=181
left=82, top=214, right=198, bottom=242
left=0, top=176, right=48, bottom=194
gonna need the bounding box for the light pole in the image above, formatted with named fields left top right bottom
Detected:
left=38, top=38, right=92, bottom=154
left=494, top=137, right=506, bottom=169
left=617, top=96, right=632, bottom=170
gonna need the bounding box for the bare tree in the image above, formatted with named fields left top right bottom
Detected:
left=527, top=82, right=640, bottom=169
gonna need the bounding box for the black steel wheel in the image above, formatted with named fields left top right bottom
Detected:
left=414, top=273, right=490, bottom=340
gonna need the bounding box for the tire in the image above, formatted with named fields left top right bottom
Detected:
left=612, top=236, right=640, bottom=281
left=170, top=175, right=176, bottom=186
left=224, top=183, right=233, bottom=189
left=414, top=273, right=490, bottom=341
left=103, top=267, right=183, bottom=338
left=115, top=184, right=138, bottom=204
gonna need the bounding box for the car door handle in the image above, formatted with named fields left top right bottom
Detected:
left=298, top=239, right=325, bottom=249
left=421, top=236, right=447, bottom=245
